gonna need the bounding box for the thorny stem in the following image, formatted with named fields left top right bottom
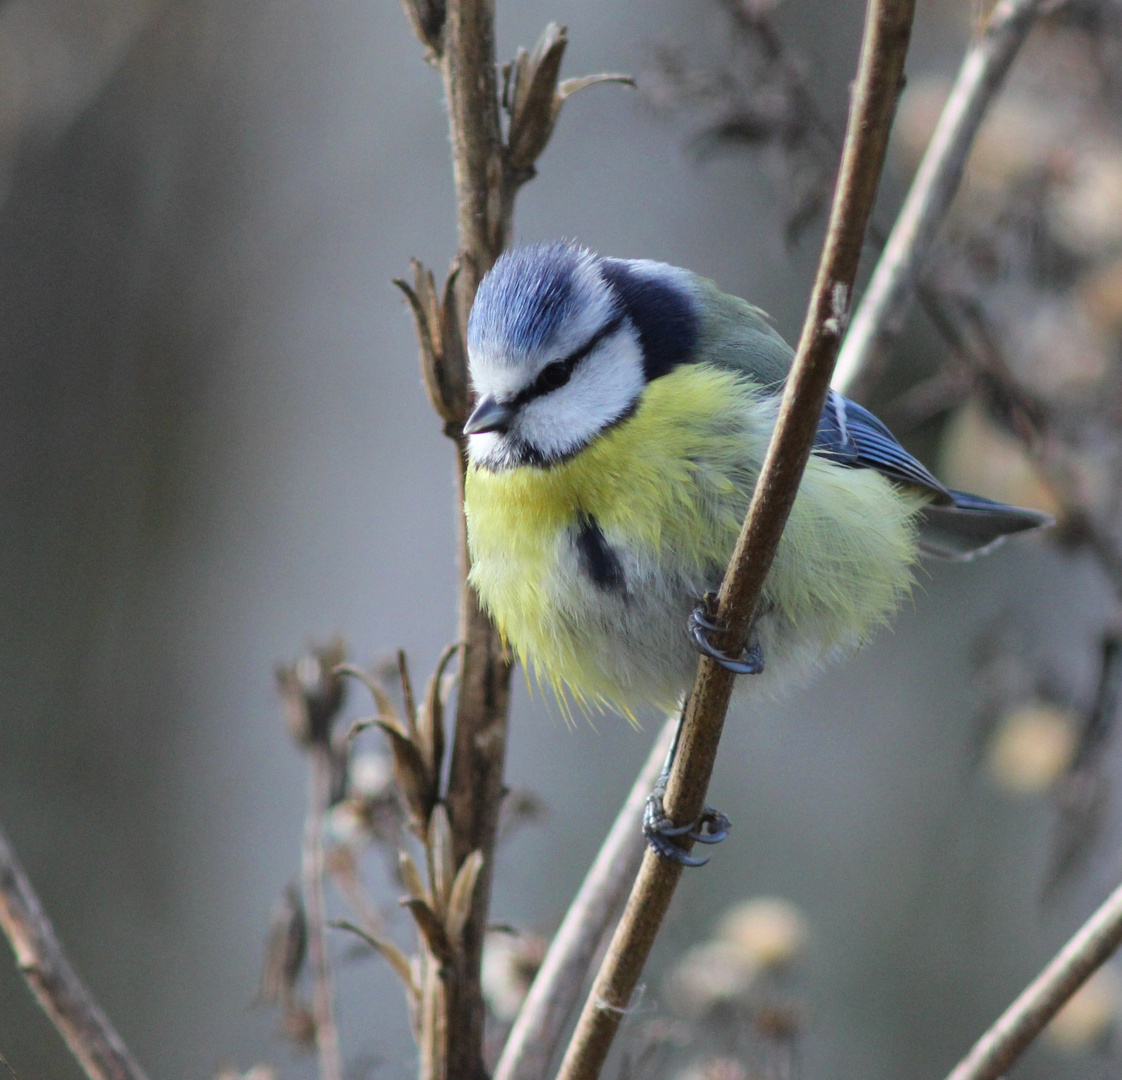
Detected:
left=494, top=719, right=676, bottom=1080
left=0, top=826, right=151, bottom=1080
left=944, top=877, right=1122, bottom=1080
left=554, top=2, right=916, bottom=1077
left=304, top=744, right=342, bottom=1080
left=832, top=0, right=1049, bottom=396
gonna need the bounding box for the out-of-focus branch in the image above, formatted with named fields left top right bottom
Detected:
left=944, top=877, right=1122, bottom=1080
left=832, top=0, right=1048, bottom=397
left=555, top=3, right=915, bottom=1077
left=493, top=718, right=674, bottom=1080
left=0, top=825, right=151, bottom=1080
left=303, top=744, right=343, bottom=1080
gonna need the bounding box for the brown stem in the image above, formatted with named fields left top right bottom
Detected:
left=833, top=0, right=1048, bottom=395
left=0, top=825, right=151, bottom=1080
left=436, top=2, right=515, bottom=1076
left=304, top=744, right=342, bottom=1080
left=494, top=718, right=675, bottom=1080
left=555, top=2, right=915, bottom=1076
left=944, top=878, right=1122, bottom=1080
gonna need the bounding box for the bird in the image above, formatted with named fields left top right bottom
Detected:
left=460, top=240, right=1051, bottom=862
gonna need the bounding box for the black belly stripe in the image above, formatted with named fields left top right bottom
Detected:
left=575, top=514, right=626, bottom=593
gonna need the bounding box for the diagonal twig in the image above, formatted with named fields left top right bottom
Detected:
left=944, top=877, right=1122, bottom=1080
left=493, top=718, right=675, bottom=1080
left=554, top=2, right=916, bottom=1076
left=0, top=825, right=151, bottom=1080
left=832, top=0, right=1049, bottom=396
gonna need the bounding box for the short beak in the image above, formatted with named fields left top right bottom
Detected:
left=463, top=395, right=515, bottom=435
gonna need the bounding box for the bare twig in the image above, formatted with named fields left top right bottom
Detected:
left=493, top=718, right=675, bottom=1080
left=0, top=825, right=151, bottom=1080
left=554, top=3, right=915, bottom=1077
left=399, top=5, right=633, bottom=1074
left=435, top=3, right=515, bottom=1075
left=303, top=743, right=343, bottom=1080
left=832, top=0, right=1048, bottom=396
left=944, top=877, right=1122, bottom=1080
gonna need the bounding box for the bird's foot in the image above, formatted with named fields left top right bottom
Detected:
left=688, top=593, right=765, bottom=675
left=643, top=787, right=731, bottom=866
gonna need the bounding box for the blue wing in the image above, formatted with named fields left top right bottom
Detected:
left=813, top=390, right=952, bottom=503
left=812, top=389, right=1052, bottom=558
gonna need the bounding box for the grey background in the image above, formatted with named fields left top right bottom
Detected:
left=0, top=1, right=1115, bottom=1078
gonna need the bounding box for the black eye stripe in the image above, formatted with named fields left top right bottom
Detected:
left=511, top=312, right=626, bottom=407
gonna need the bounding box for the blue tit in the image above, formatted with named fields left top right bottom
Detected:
left=462, top=241, right=1049, bottom=723
left=462, top=242, right=1051, bottom=860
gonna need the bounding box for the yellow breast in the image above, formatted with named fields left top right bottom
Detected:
left=464, top=363, right=925, bottom=714
left=465, top=366, right=757, bottom=592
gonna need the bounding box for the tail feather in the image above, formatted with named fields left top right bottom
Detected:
left=918, top=490, right=1053, bottom=560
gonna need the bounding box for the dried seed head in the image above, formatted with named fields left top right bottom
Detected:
left=277, top=639, right=347, bottom=747
left=987, top=701, right=1079, bottom=795
left=716, top=896, right=808, bottom=972
left=665, top=940, right=757, bottom=1017
left=258, top=883, right=306, bottom=1006
left=1046, top=963, right=1121, bottom=1050
left=482, top=929, right=549, bottom=1021
left=281, top=1003, right=317, bottom=1048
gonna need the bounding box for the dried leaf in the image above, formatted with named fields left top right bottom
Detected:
left=399, top=849, right=429, bottom=904
left=398, top=650, right=418, bottom=739
left=446, top=850, right=484, bottom=950
left=397, top=259, right=469, bottom=427
left=417, top=642, right=460, bottom=781
left=334, top=663, right=399, bottom=724
left=400, top=0, right=445, bottom=57
left=438, top=262, right=469, bottom=423
left=507, top=24, right=569, bottom=169
left=376, top=719, right=434, bottom=826
left=427, top=804, right=455, bottom=918
left=402, top=897, right=452, bottom=964
left=557, top=73, right=635, bottom=100
left=258, top=883, right=306, bottom=1004
left=331, top=919, right=418, bottom=1000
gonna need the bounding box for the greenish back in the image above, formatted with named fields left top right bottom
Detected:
left=691, top=276, right=795, bottom=389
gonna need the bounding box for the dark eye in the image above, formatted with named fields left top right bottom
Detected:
left=537, top=361, right=572, bottom=391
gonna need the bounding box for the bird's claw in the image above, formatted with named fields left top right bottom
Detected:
left=688, top=594, right=765, bottom=675
left=643, top=789, right=731, bottom=866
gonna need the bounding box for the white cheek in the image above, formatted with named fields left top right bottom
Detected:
left=467, top=430, right=502, bottom=465
left=518, top=329, right=646, bottom=459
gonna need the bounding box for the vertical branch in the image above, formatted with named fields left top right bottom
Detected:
left=438, top=5, right=515, bottom=1079
left=303, top=744, right=343, bottom=1080
left=832, top=0, right=1048, bottom=396
left=0, top=826, right=151, bottom=1080
left=401, top=6, right=630, bottom=1075
left=556, top=1, right=916, bottom=1077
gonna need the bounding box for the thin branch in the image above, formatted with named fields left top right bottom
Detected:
left=435, top=3, right=516, bottom=1076
left=303, top=744, right=342, bottom=1080
left=944, top=877, right=1122, bottom=1080
left=494, top=718, right=675, bottom=1080
left=0, top=825, right=151, bottom=1080
left=832, top=0, right=1048, bottom=396
left=554, top=2, right=916, bottom=1077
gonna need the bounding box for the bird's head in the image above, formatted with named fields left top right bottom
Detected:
left=464, top=241, right=699, bottom=468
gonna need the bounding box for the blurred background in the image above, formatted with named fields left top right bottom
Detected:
left=1, top=0, right=1121, bottom=1078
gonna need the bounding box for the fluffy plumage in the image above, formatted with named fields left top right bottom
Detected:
left=462, top=242, right=1051, bottom=716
